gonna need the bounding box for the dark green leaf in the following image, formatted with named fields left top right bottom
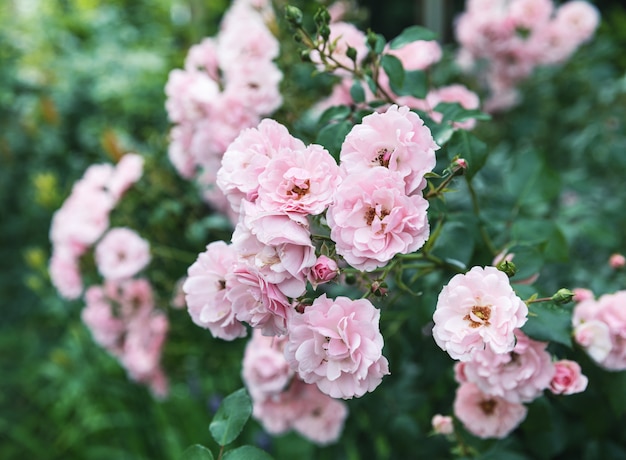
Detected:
left=381, top=54, right=405, bottom=91
left=389, top=69, right=427, bottom=98
left=181, top=445, right=215, bottom=460
left=522, top=302, right=572, bottom=347
left=431, top=221, right=476, bottom=267
left=505, top=244, right=544, bottom=283
left=350, top=80, right=365, bottom=103
left=446, top=131, right=487, bottom=178
left=209, top=388, right=252, bottom=447
left=318, top=105, right=351, bottom=126
left=223, top=446, right=274, bottom=460
left=434, top=102, right=491, bottom=124
left=315, top=120, right=352, bottom=160
left=389, top=25, right=437, bottom=49
left=511, top=219, right=569, bottom=263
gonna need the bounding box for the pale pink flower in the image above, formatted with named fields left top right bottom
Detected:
left=431, top=414, right=454, bottom=435
left=549, top=359, right=588, bottom=395
left=432, top=266, right=528, bottom=361
left=242, top=330, right=294, bottom=400
left=223, top=61, right=283, bottom=116
left=573, top=292, right=626, bottom=370
left=183, top=241, right=247, bottom=340
left=327, top=167, right=430, bottom=272
left=292, top=383, right=349, bottom=445
left=122, top=311, right=169, bottom=384
left=226, top=262, right=293, bottom=336
left=49, top=246, right=83, bottom=300
left=164, top=69, right=219, bottom=123
left=426, top=84, right=481, bottom=131
left=573, top=320, right=612, bottom=363
left=554, top=1, right=600, bottom=44
left=609, top=253, right=626, bottom=269
left=508, top=0, right=554, bottom=30
left=285, top=294, right=390, bottom=399
left=461, top=329, right=555, bottom=403
left=453, top=382, right=527, bottom=439
left=81, top=284, right=125, bottom=352
left=308, top=256, right=339, bottom=289
left=256, top=144, right=342, bottom=217
left=252, top=379, right=309, bottom=435
left=339, top=105, right=438, bottom=195
left=311, top=22, right=368, bottom=75
left=108, top=153, right=144, bottom=201
left=170, top=277, right=187, bottom=309
left=384, top=40, right=442, bottom=72
left=217, top=119, right=306, bottom=213
left=184, top=37, right=220, bottom=80
left=573, top=287, right=594, bottom=303
left=167, top=124, right=196, bottom=179
left=95, top=227, right=151, bottom=281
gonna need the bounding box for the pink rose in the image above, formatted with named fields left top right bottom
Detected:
left=453, top=382, right=528, bottom=439
left=95, top=227, right=151, bottom=281
left=291, top=383, right=349, bottom=445
left=183, top=241, right=247, bottom=341
left=572, top=287, right=594, bottom=303
left=308, top=255, right=339, bottom=289
left=609, top=253, right=626, bottom=269
left=432, top=266, right=528, bottom=361
left=327, top=167, right=430, bottom=272
left=285, top=294, right=390, bottom=399
left=108, top=153, right=144, bottom=201
left=242, top=330, right=293, bottom=400
left=431, top=414, right=454, bottom=435
left=573, top=320, right=612, bottom=363
left=49, top=245, right=83, bottom=300
left=461, top=329, right=555, bottom=403
left=339, top=105, right=438, bottom=195
left=549, top=359, right=588, bottom=395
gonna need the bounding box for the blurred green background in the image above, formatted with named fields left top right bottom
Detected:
left=3, top=0, right=626, bottom=459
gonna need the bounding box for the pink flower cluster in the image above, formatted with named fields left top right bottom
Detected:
left=242, top=330, right=348, bottom=445
left=165, top=0, right=283, bottom=215
left=82, top=279, right=169, bottom=397
left=433, top=266, right=587, bottom=438
left=312, top=21, right=481, bottom=132
left=455, top=0, right=600, bottom=111
left=49, top=153, right=170, bottom=396
left=49, top=153, right=145, bottom=299
left=573, top=290, right=626, bottom=370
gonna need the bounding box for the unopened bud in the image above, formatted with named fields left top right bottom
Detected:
left=366, top=29, right=378, bottom=50
left=609, top=253, right=626, bottom=269
left=371, top=280, right=388, bottom=297
left=346, top=46, right=357, bottom=62
left=295, top=298, right=313, bottom=314
left=313, top=7, right=331, bottom=27
left=284, top=5, right=303, bottom=27
left=454, top=158, right=468, bottom=170
left=432, top=414, right=454, bottom=436
left=318, top=24, right=331, bottom=41
left=496, top=259, right=517, bottom=278
left=552, top=288, right=574, bottom=305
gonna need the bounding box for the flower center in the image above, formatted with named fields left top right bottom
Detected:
left=373, top=147, right=394, bottom=167
left=464, top=305, right=492, bottom=328
left=479, top=398, right=497, bottom=415
left=287, top=177, right=310, bottom=199
left=364, top=206, right=390, bottom=226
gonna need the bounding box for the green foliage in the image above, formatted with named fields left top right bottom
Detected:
left=181, top=445, right=215, bottom=460
left=209, top=389, right=253, bottom=447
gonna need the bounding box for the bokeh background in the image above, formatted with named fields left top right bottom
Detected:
left=3, top=0, right=626, bottom=459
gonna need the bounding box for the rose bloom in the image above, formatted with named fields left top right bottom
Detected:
left=453, top=382, right=528, bottom=439
left=255, top=143, right=342, bottom=217
left=308, top=255, right=339, bottom=289
left=432, top=266, right=528, bottom=361
left=242, top=329, right=294, bottom=400
left=339, top=104, right=438, bottom=195
left=609, top=253, right=626, bottom=269
left=573, top=320, right=612, bottom=363
left=217, top=118, right=306, bottom=213
left=461, top=329, right=555, bottom=403
left=49, top=245, right=83, bottom=300
left=183, top=241, right=247, bottom=341
left=573, top=291, right=626, bottom=370
left=292, top=383, right=349, bottom=446
left=108, top=153, right=144, bottom=201
left=431, top=414, right=454, bottom=435
left=384, top=40, right=442, bottom=72
left=226, top=261, right=293, bottom=336
left=549, top=359, right=588, bottom=395
left=572, top=287, right=594, bottom=303
left=95, top=227, right=151, bottom=281
left=285, top=294, right=390, bottom=399
left=326, top=167, right=430, bottom=272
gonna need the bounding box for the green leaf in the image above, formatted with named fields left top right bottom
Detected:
left=209, top=388, right=252, bottom=447
left=350, top=80, right=365, bottom=103
left=389, top=25, right=437, bottom=49
left=445, top=130, right=487, bottom=178
left=381, top=54, right=405, bottom=90
left=505, top=243, right=544, bottom=283
left=318, top=105, right=351, bottom=126
left=223, top=446, right=274, bottom=460
left=388, top=69, right=427, bottom=99
left=431, top=221, right=476, bottom=267
left=511, top=219, right=569, bottom=263
left=181, top=445, right=215, bottom=460
left=522, top=302, right=572, bottom=347
left=315, top=120, right=352, bottom=161
left=434, top=102, right=491, bottom=124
